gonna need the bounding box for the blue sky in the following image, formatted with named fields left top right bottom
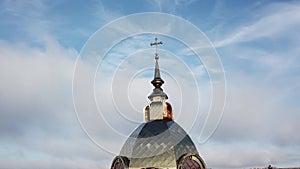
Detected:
left=1, top=0, right=300, bottom=169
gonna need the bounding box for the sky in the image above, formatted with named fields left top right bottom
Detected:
left=0, top=0, right=300, bottom=169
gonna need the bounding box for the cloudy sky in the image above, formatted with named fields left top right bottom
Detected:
left=1, top=0, right=300, bottom=169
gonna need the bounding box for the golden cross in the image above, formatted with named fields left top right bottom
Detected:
left=150, top=38, right=163, bottom=59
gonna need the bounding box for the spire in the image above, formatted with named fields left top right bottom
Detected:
left=148, top=38, right=168, bottom=100
left=144, top=38, right=172, bottom=122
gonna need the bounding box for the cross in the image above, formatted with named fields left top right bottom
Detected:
left=150, top=38, right=163, bottom=59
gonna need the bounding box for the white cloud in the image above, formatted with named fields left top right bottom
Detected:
left=195, top=71, right=300, bottom=168
left=147, top=0, right=198, bottom=13
left=199, top=2, right=300, bottom=167
left=0, top=38, right=116, bottom=168
left=215, top=2, right=300, bottom=47
left=2, top=0, right=45, bottom=18
left=92, top=0, right=122, bottom=23
left=200, top=141, right=300, bottom=169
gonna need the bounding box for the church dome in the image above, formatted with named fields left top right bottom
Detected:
left=117, top=119, right=205, bottom=169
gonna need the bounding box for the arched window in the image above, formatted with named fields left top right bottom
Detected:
left=163, top=102, right=173, bottom=120
left=144, top=105, right=150, bottom=122
left=112, top=159, right=124, bottom=169
left=111, top=156, right=128, bottom=169
left=177, top=154, right=205, bottom=169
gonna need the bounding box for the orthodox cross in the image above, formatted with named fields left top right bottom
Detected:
left=150, top=38, right=163, bottom=59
